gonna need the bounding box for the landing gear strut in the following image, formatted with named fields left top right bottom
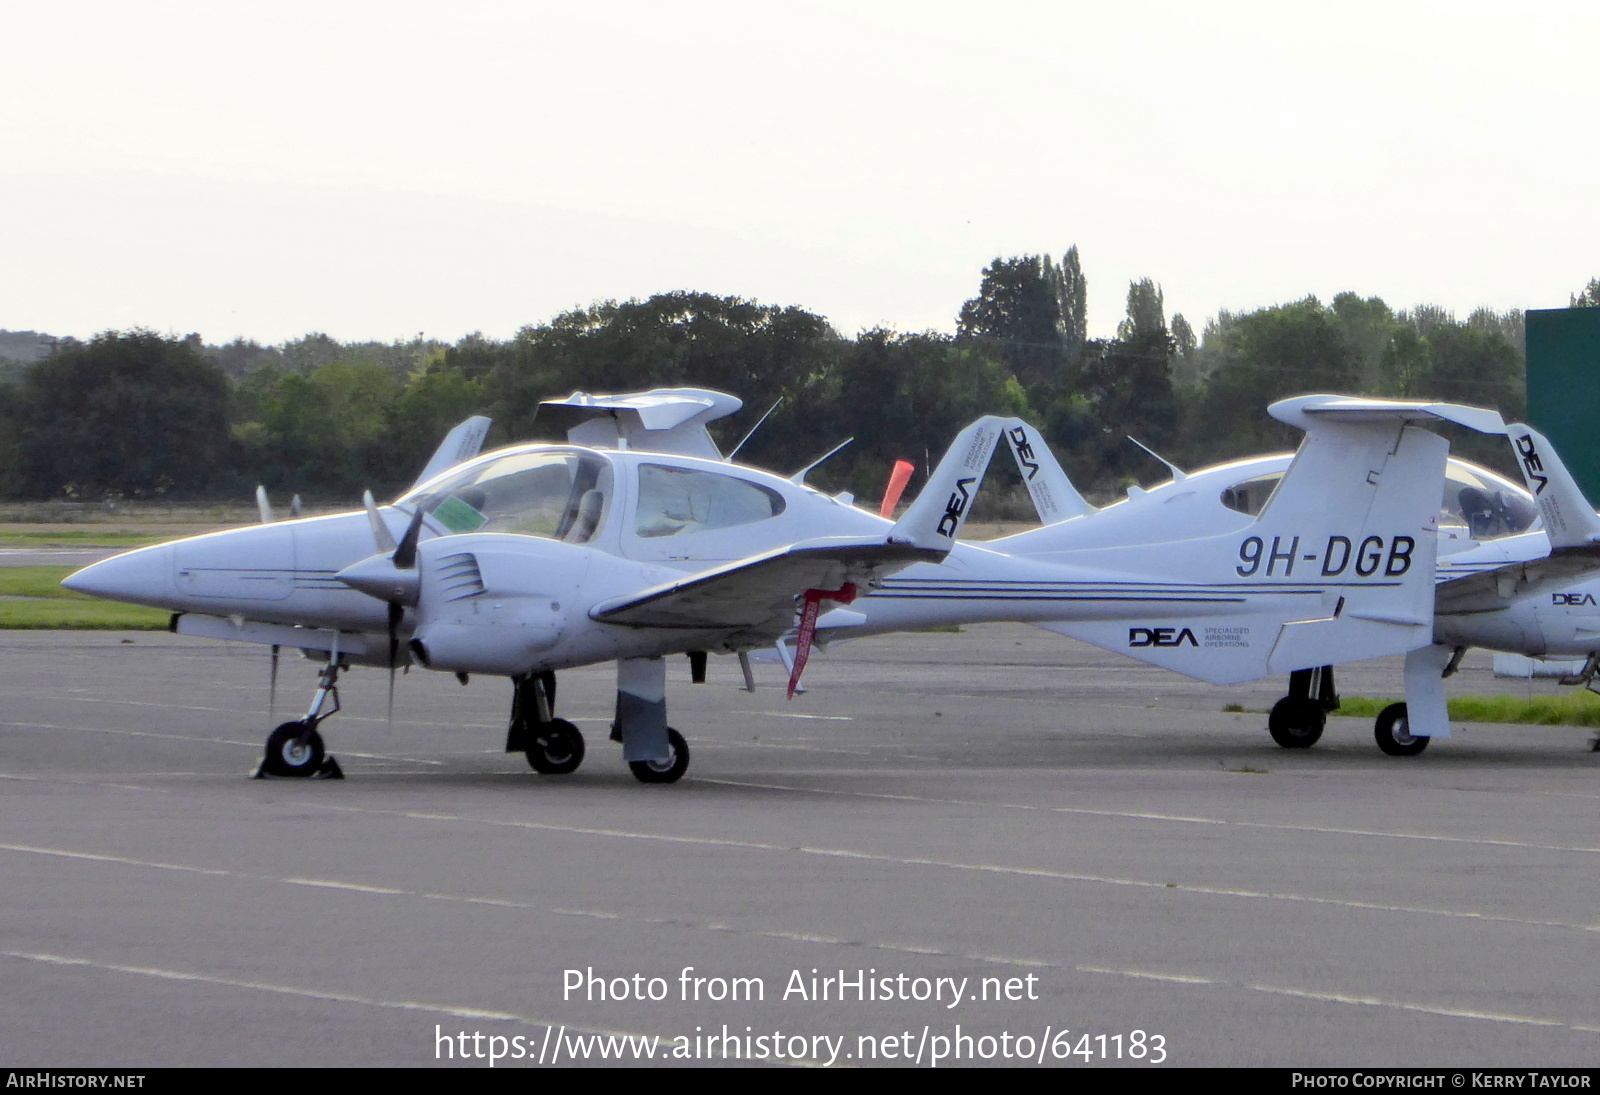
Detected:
left=615, top=657, right=690, bottom=784
left=1268, top=666, right=1339, bottom=749
left=508, top=671, right=586, bottom=775
left=256, top=655, right=345, bottom=779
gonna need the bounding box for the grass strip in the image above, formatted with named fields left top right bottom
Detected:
left=1331, top=693, right=1600, bottom=729
left=0, top=565, right=169, bottom=629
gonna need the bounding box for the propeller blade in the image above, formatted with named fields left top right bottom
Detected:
left=393, top=506, right=427, bottom=570
left=364, top=491, right=397, bottom=554
left=268, top=643, right=279, bottom=726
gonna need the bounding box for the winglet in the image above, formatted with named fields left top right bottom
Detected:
left=886, top=416, right=1006, bottom=552
left=1000, top=418, right=1093, bottom=522
left=1506, top=424, right=1600, bottom=548
left=411, top=416, right=492, bottom=491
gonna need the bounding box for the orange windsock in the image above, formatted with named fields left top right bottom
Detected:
left=878, top=460, right=914, bottom=518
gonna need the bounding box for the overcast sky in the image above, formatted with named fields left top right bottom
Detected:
left=3, top=1, right=1596, bottom=346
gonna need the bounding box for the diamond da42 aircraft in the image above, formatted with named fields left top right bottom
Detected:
left=63, top=389, right=1495, bottom=781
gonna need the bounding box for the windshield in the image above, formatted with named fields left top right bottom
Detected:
left=399, top=450, right=612, bottom=543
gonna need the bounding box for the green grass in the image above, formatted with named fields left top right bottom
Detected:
left=0, top=601, right=171, bottom=629
left=0, top=530, right=167, bottom=547
left=1228, top=692, right=1600, bottom=729
left=1333, top=693, right=1600, bottom=729
left=0, top=565, right=170, bottom=629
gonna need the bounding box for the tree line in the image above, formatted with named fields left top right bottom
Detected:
left=0, top=256, right=1578, bottom=508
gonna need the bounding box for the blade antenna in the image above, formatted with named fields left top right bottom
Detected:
left=725, top=397, right=782, bottom=463
left=1126, top=436, right=1188, bottom=482
left=789, top=438, right=853, bottom=485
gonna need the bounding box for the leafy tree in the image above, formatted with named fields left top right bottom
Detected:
left=1187, top=297, right=1357, bottom=460
left=1170, top=314, right=1198, bottom=381
left=13, top=331, right=234, bottom=499
left=1571, top=278, right=1600, bottom=307
left=823, top=329, right=1030, bottom=496
left=957, top=255, right=1073, bottom=392
left=1330, top=292, right=1397, bottom=392
left=1117, top=279, right=1166, bottom=341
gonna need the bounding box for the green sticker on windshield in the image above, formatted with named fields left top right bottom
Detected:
left=433, top=495, right=487, bottom=533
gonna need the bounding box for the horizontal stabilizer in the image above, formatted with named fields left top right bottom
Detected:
left=537, top=388, right=742, bottom=459
left=1270, top=395, right=1507, bottom=437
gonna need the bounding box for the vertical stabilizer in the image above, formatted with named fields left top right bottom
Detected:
left=887, top=416, right=1007, bottom=552
left=1000, top=418, right=1093, bottom=523
left=1505, top=423, right=1600, bottom=549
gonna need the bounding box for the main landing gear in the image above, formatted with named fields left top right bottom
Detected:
left=1267, top=666, right=1340, bottom=749
left=256, top=656, right=345, bottom=779
left=1373, top=702, right=1429, bottom=756
left=507, top=672, right=587, bottom=776
left=508, top=666, right=690, bottom=783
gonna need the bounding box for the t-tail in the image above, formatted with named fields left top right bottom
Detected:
left=1039, top=396, right=1507, bottom=685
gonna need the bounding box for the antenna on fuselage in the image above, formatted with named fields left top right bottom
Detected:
left=789, top=438, right=853, bottom=485
left=725, top=397, right=783, bottom=463
left=1126, top=436, right=1188, bottom=482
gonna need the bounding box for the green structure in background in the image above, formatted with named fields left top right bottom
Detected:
left=1526, top=307, right=1600, bottom=502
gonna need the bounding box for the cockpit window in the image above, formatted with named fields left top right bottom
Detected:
left=1219, top=474, right=1282, bottom=516
left=1441, top=466, right=1538, bottom=540
left=400, top=450, right=612, bottom=543
left=1218, top=461, right=1538, bottom=541
left=635, top=464, right=785, bottom=539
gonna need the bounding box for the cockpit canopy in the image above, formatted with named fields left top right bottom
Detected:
left=1219, top=458, right=1538, bottom=541
left=396, top=446, right=792, bottom=548
left=400, top=449, right=613, bottom=544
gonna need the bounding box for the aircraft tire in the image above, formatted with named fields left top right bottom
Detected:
left=1267, top=697, right=1324, bottom=748
left=526, top=718, right=585, bottom=775
left=629, top=728, right=689, bottom=784
left=262, top=721, right=325, bottom=777
left=1374, top=703, right=1429, bottom=756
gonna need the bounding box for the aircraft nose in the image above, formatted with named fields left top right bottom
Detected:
left=61, top=544, right=174, bottom=606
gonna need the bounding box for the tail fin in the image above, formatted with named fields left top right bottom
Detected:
left=412, top=416, right=492, bottom=491
left=1505, top=424, right=1600, bottom=548
left=1000, top=419, right=1093, bottom=523
left=887, top=416, right=1006, bottom=552
left=1039, top=396, right=1505, bottom=684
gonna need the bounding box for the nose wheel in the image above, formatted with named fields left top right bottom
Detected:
left=254, top=655, right=345, bottom=779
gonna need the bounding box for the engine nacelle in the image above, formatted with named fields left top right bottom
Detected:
left=407, top=535, right=592, bottom=677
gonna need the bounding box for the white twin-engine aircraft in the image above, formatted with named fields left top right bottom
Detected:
left=63, top=388, right=1496, bottom=782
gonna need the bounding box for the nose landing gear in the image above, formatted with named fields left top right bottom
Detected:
left=255, top=655, right=345, bottom=779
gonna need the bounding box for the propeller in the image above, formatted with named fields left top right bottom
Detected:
left=345, top=497, right=429, bottom=724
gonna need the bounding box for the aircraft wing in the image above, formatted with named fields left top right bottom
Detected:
left=1435, top=545, right=1600, bottom=615
left=590, top=537, right=946, bottom=635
